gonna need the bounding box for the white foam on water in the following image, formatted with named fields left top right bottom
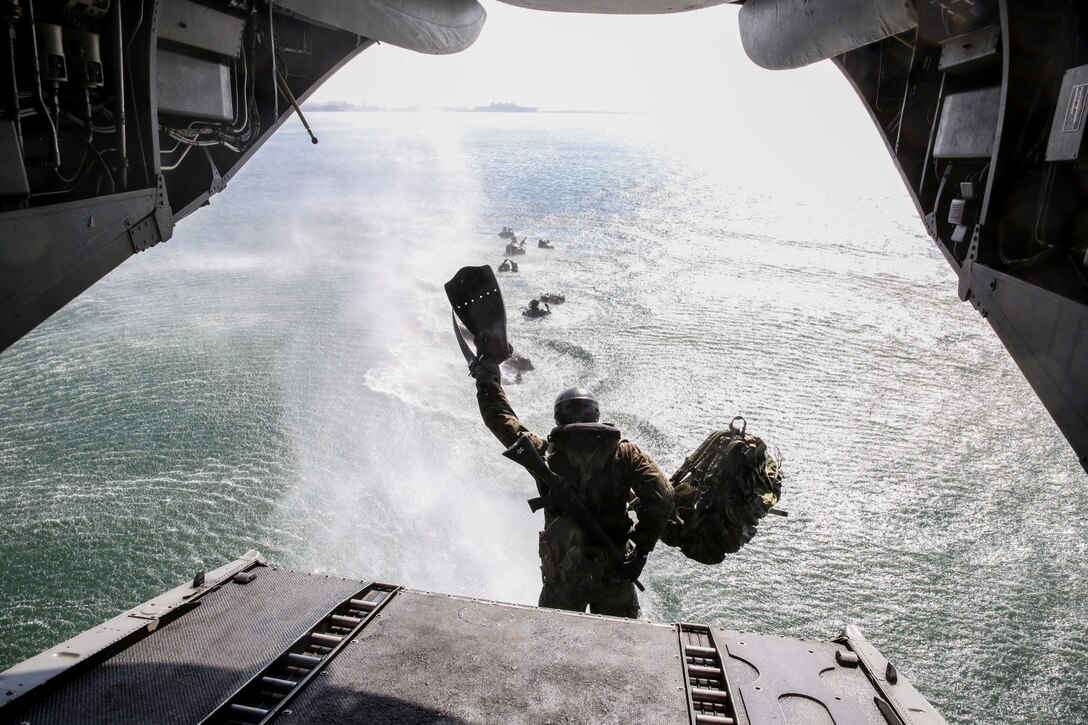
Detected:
left=2, top=113, right=1087, bottom=723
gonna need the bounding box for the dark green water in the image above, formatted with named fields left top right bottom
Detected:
left=1, top=113, right=1085, bottom=723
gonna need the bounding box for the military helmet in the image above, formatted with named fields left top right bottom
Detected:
left=554, top=387, right=600, bottom=425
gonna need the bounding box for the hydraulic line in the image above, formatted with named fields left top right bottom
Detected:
left=25, top=0, right=60, bottom=167
left=268, top=2, right=278, bottom=120
left=231, top=43, right=250, bottom=135
left=4, top=8, right=21, bottom=154
left=110, top=0, right=126, bottom=190
left=159, top=141, right=194, bottom=171
left=60, top=114, right=114, bottom=191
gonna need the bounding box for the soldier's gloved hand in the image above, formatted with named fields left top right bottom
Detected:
left=616, top=549, right=648, bottom=582
left=469, top=358, right=501, bottom=381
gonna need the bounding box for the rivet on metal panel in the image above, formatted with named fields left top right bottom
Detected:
left=988, top=279, right=997, bottom=290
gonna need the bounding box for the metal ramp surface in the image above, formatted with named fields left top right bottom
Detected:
left=286, top=588, right=686, bottom=724
left=1, top=567, right=365, bottom=725
left=0, top=555, right=946, bottom=725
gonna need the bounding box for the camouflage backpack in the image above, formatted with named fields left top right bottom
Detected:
left=660, top=417, right=783, bottom=565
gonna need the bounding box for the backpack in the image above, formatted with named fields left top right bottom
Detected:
left=660, top=417, right=783, bottom=564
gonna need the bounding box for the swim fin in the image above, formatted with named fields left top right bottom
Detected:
left=445, top=265, right=512, bottom=365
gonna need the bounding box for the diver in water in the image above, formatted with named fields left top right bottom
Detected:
left=523, top=299, right=550, bottom=318
left=471, top=367, right=673, bottom=618
left=510, top=260, right=519, bottom=273
left=508, top=352, right=534, bottom=371
left=538, top=238, right=554, bottom=249
left=498, top=259, right=513, bottom=273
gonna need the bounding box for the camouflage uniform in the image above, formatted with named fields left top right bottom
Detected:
left=475, top=365, right=673, bottom=618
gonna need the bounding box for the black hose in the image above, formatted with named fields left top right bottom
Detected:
left=111, top=0, right=126, bottom=190
left=25, top=0, right=60, bottom=167
left=268, top=2, right=278, bottom=120
left=59, top=113, right=114, bottom=192
left=4, top=19, right=21, bottom=154
left=122, top=8, right=149, bottom=188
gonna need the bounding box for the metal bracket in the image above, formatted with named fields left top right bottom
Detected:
left=957, top=225, right=983, bottom=302
left=154, top=173, right=175, bottom=242
left=127, top=214, right=161, bottom=253
left=203, top=147, right=227, bottom=196
left=923, top=211, right=938, bottom=238
left=128, top=176, right=176, bottom=253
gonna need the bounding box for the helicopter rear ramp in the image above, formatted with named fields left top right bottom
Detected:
left=0, top=553, right=945, bottom=724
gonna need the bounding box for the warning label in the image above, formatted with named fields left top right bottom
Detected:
left=1064, top=83, right=1088, bottom=133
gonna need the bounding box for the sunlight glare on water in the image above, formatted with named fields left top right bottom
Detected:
left=0, top=112, right=1085, bottom=724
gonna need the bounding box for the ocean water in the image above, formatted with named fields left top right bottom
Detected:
left=1, top=112, right=1086, bottom=724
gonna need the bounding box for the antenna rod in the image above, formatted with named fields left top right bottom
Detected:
left=275, top=67, right=317, bottom=144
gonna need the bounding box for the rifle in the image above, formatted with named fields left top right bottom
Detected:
left=503, top=434, right=645, bottom=592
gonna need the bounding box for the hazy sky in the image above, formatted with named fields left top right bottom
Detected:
left=308, top=2, right=852, bottom=115
left=304, top=1, right=903, bottom=196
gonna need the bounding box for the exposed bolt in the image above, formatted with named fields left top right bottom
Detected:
left=988, top=279, right=997, bottom=291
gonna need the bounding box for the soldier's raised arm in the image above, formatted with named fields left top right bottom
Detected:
left=473, top=363, right=545, bottom=451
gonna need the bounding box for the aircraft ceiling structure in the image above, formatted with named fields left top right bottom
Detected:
left=495, top=0, right=735, bottom=13
left=274, top=0, right=486, bottom=55
left=2, top=0, right=1088, bottom=472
